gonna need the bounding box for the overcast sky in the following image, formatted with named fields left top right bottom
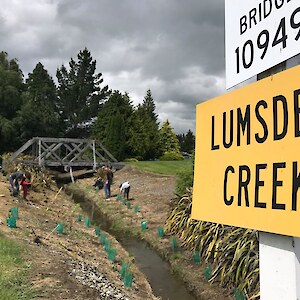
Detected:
left=1, top=0, right=226, bottom=134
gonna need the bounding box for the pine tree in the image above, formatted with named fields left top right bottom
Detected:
left=183, top=129, right=195, bottom=153
left=127, top=107, right=151, bottom=160
left=177, top=133, right=185, bottom=151
left=56, top=48, right=110, bottom=137
left=18, top=62, right=61, bottom=142
left=127, top=90, right=162, bottom=160
left=0, top=51, right=24, bottom=153
left=92, top=91, right=133, bottom=160
left=159, top=120, right=181, bottom=153
left=105, top=111, right=126, bottom=160
left=177, top=129, right=195, bottom=153
left=0, top=51, right=24, bottom=119
left=141, top=89, right=159, bottom=122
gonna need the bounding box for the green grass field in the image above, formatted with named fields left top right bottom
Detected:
left=0, top=233, right=33, bottom=299
left=125, top=159, right=193, bottom=175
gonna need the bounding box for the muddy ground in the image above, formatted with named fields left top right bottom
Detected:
left=0, top=165, right=232, bottom=300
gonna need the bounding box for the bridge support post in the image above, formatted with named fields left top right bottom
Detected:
left=69, top=167, right=75, bottom=183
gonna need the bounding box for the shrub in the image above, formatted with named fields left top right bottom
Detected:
left=176, top=170, right=194, bottom=197
left=124, top=158, right=139, bottom=162
left=159, top=151, right=184, bottom=161
left=164, top=190, right=259, bottom=299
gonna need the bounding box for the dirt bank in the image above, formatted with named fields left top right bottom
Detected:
left=0, top=171, right=157, bottom=300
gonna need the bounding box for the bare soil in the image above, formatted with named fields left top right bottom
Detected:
left=0, top=165, right=232, bottom=300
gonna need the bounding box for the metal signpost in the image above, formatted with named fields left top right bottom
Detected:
left=192, top=1, right=300, bottom=298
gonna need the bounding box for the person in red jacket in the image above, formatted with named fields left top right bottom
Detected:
left=19, top=172, right=31, bottom=200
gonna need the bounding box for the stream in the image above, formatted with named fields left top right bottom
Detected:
left=69, top=188, right=196, bottom=300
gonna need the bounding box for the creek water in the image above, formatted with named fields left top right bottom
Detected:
left=70, top=189, right=196, bottom=300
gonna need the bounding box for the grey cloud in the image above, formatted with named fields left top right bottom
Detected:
left=1, top=0, right=227, bottom=133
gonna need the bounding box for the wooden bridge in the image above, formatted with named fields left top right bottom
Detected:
left=9, top=137, right=122, bottom=170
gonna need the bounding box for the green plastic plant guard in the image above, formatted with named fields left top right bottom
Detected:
left=10, top=208, right=19, bottom=219
left=117, top=194, right=121, bottom=201
left=204, top=265, right=212, bottom=281
left=126, top=202, right=131, bottom=209
left=77, top=214, right=82, bottom=222
left=171, top=237, right=178, bottom=251
left=234, top=288, right=246, bottom=300
left=124, top=272, right=133, bottom=288
left=104, top=240, right=111, bottom=252
left=141, top=220, right=147, bottom=231
left=193, top=251, right=201, bottom=264
left=95, top=226, right=100, bottom=236
left=158, top=226, right=164, bottom=237
left=95, top=187, right=99, bottom=193
left=6, top=217, right=16, bottom=228
left=134, top=205, right=139, bottom=213
left=56, top=223, right=64, bottom=234
left=120, top=262, right=129, bottom=278
left=84, top=217, right=91, bottom=227
left=108, top=248, right=116, bottom=262
left=100, top=233, right=107, bottom=244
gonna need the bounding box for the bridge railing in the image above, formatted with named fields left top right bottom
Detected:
left=8, top=137, right=118, bottom=170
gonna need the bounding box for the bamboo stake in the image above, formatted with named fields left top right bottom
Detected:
left=54, top=186, right=63, bottom=200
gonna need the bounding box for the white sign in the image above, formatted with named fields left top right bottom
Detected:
left=225, top=0, right=300, bottom=89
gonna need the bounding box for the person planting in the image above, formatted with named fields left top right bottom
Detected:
left=120, top=181, right=130, bottom=200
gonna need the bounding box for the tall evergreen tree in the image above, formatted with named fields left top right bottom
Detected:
left=159, top=120, right=180, bottom=153
left=56, top=48, right=110, bottom=137
left=177, top=133, right=185, bottom=151
left=0, top=51, right=24, bottom=119
left=128, top=107, right=151, bottom=160
left=183, top=129, right=195, bottom=153
left=128, top=89, right=162, bottom=160
left=0, top=51, right=24, bottom=153
left=141, top=89, right=158, bottom=122
left=17, top=62, right=61, bottom=143
left=105, top=111, right=126, bottom=160
left=92, top=91, right=133, bottom=160
left=177, top=129, right=195, bottom=153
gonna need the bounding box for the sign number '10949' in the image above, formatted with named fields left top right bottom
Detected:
left=225, top=0, right=300, bottom=89
left=235, top=7, right=300, bottom=74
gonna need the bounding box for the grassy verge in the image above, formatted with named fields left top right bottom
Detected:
left=0, top=233, right=34, bottom=299
left=124, top=159, right=193, bottom=175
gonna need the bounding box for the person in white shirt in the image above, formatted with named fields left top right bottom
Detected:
left=120, top=181, right=130, bottom=200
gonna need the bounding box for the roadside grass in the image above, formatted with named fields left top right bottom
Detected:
left=0, top=233, right=35, bottom=299
left=124, top=159, right=193, bottom=175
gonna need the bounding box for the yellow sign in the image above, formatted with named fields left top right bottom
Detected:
left=192, top=64, right=300, bottom=237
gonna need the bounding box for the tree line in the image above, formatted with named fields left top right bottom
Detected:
left=0, top=48, right=195, bottom=161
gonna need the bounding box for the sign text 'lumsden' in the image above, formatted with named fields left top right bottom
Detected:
left=211, top=89, right=300, bottom=211
left=192, top=65, right=300, bottom=237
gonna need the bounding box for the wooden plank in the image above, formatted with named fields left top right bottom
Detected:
left=40, top=142, right=62, bottom=161
left=9, top=138, right=36, bottom=161
left=96, top=141, right=118, bottom=162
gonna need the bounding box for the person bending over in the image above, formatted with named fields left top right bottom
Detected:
left=120, top=181, right=130, bottom=200
left=9, top=171, right=26, bottom=197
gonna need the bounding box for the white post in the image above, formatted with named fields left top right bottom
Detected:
left=259, top=232, right=300, bottom=299
left=92, top=140, right=97, bottom=170
left=69, top=166, right=75, bottom=184
left=258, top=55, right=300, bottom=300
left=38, top=138, right=42, bottom=167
